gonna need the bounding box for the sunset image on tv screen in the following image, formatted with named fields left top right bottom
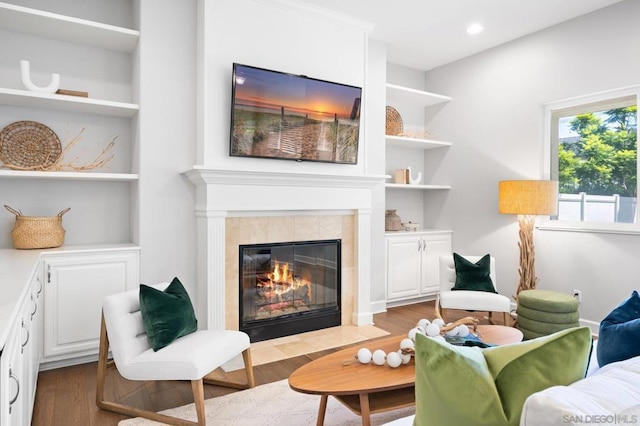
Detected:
left=230, top=64, right=361, bottom=164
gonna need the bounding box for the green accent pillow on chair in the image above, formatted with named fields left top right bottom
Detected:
left=414, top=326, right=592, bottom=426
left=139, top=277, right=198, bottom=351
left=452, top=253, right=497, bottom=293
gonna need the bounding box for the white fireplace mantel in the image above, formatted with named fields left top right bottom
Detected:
left=185, top=167, right=386, bottom=331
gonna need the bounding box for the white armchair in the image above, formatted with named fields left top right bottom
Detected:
left=96, top=283, right=255, bottom=425
left=437, top=254, right=512, bottom=325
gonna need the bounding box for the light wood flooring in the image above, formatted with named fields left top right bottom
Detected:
left=31, top=301, right=503, bottom=426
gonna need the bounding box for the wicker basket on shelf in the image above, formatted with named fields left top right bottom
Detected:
left=4, top=205, right=70, bottom=249
left=0, top=120, right=62, bottom=170
left=385, top=106, right=403, bottom=136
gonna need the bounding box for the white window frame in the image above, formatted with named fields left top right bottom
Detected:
left=541, top=84, right=640, bottom=235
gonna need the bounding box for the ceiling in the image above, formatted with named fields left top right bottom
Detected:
left=295, top=0, right=624, bottom=71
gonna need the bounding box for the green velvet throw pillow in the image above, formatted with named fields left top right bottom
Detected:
left=139, top=277, right=198, bottom=351
left=452, top=253, right=497, bottom=293
left=414, top=326, right=592, bottom=426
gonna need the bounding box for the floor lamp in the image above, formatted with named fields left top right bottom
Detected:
left=498, top=180, right=558, bottom=299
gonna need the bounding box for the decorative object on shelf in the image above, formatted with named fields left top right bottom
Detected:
left=56, top=89, right=89, bottom=98
left=394, top=168, right=407, bottom=184
left=0, top=120, right=62, bottom=169
left=406, top=166, right=423, bottom=185
left=385, top=209, right=402, bottom=231
left=0, top=125, right=116, bottom=171
left=20, top=60, right=60, bottom=93
left=4, top=205, right=70, bottom=249
left=385, top=106, right=403, bottom=135
left=397, top=130, right=432, bottom=139
left=401, top=221, right=420, bottom=231
left=498, top=180, right=559, bottom=298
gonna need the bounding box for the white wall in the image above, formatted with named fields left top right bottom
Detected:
left=197, top=0, right=369, bottom=176
left=422, top=0, right=640, bottom=326
left=136, top=0, right=197, bottom=290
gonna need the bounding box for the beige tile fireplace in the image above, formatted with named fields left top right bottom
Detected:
left=185, top=168, right=385, bottom=332
left=224, top=214, right=355, bottom=330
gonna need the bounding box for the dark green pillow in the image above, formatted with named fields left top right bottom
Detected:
left=139, top=277, right=198, bottom=351
left=597, top=290, right=640, bottom=367
left=452, top=253, right=497, bottom=293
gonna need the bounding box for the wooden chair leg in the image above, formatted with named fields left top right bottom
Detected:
left=242, top=348, right=256, bottom=388
left=488, top=311, right=496, bottom=325
left=204, top=348, right=255, bottom=389
left=191, top=379, right=206, bottom=426
left=504, top=311, right=511, bottom=326
left=95, top=312, right=110, bottom=408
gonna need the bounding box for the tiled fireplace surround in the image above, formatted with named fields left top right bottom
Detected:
left=185, top=168, right=384, bottom=334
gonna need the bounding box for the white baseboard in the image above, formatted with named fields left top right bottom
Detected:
left=370, top=299, right=387, bottom=314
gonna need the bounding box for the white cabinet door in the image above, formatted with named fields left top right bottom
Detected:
left=386, top=236, right=422, bottom=300
left=42, top=250, right=139, bottom=360
left=0, top=300, right=26, bottom=425
left=421, top=233, right=452, bottom=295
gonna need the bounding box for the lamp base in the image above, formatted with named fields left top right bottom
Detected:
left=516, top=215, right=538, bottom=298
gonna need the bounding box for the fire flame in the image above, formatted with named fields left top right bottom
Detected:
left=260, top=261, right=311, bottom=296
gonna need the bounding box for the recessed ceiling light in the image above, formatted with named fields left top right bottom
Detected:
left=466, top=24, right=484, bottom=35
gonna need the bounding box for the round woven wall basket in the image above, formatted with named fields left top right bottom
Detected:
left=0, top=120, right=62, bottom=170
left=385, top=106, right=403, bottom=136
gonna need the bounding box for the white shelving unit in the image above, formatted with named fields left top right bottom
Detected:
left=386, top=83, right=451, bottom=108
left=385, top=135, right=451, bottom=150
left=0, top=2, right=139, bottom=52
left=385, top=183, right=451, bottom=190
left=0, top=1, right=140, bottom=248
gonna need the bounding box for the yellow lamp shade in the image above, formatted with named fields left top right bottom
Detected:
left=498, top=180, right=558, bottom=216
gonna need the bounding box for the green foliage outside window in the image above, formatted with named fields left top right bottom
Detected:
left=558, top=106, right=637, bottom=197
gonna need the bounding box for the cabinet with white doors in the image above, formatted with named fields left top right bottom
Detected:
left=0, top=1, right=140, bottom=250
left=0, top=267, right=41, bottom=426
left=41, top=247, right=139, bottom=363
left=386, top=230, right=452, bottom=304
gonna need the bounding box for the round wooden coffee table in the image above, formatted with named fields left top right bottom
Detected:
left=475, top=324, right=523, bottom=345
left=288, top=325, right=523, bottom=425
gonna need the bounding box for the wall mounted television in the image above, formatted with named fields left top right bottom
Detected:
left=230, top=63, right=362, bottom=164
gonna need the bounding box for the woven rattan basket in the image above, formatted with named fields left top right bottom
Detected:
left=4, top=205, right=70, bottom=249
left=385, top=106, right=403, bottom=136
left=0, top=120, right=62, bottom=170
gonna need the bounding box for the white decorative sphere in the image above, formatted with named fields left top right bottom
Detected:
left=386, top=351, right=402, bottom=368
left=356, top=348, right=372, bottom=364
left=397, top=349, right=412, bottom=364
left=425, top=323, right=441, bottom=337
left=400, top=338, right=415, bottom=351
left=372, top=349, right=387, bottom=366
left=432, top=318, right=445, bottom=327
left=417, top=318, right=430, bottom=328
left=408, top=327, right=420, bottom=341
left=445, top=326, right=459, bottom=337
left=458, top=324, right=470, bottom=337
left=415, top=325, right=426, bottom=335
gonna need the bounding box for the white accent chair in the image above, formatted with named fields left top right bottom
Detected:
left=96, top=283, right=255, bottom=426
left=437, top=254, right=512, bottom=325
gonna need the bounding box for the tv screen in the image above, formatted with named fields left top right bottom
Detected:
left=230, top=63, right=362, bottom=164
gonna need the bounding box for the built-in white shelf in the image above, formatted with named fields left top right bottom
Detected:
left=0, top=170, right=138, bottom=181
left=385, top=183, right=451, bottom=190
left=0, top=2, right=139, bottom=52
left=385, top=83, right=451, bottom=109
left=385, top=135, right=452, bottom=150
left=0, top=88, right=139, bottom=118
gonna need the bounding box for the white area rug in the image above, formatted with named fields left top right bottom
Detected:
left=118, top=379, right=415, bottom=426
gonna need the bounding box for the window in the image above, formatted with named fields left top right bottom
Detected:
left=546, top=87, right=639, bottom=231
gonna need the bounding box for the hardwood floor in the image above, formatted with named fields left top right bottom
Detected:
left=31, top=301, right=501, bottom=426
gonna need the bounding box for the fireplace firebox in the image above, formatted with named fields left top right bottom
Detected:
left=239, top=239, right=341, bottom=342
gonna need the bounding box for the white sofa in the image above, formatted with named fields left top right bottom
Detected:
left=385, top=341, right=640, bottom=426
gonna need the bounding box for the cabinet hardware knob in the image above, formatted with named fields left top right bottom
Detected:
left=47, top=265, right=51, bottom=283
left=9, top=368, right=20, bottom=408
left=31, top=299, right=38, bottom=321
left=21, top=319, right=30, bottom=352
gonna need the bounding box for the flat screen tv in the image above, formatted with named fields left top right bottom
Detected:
left=230, top=63, right=362, bottom=164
